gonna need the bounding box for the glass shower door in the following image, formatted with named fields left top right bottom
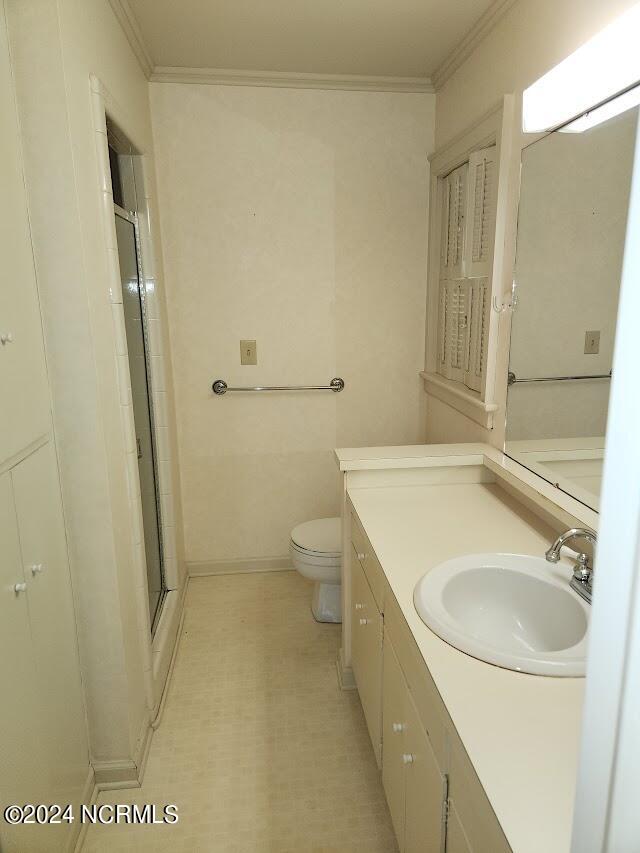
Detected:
left=114, top=210, right=165, bottom=631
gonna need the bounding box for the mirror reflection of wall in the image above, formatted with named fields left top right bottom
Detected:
left=505, top=97, right=639, bottom=510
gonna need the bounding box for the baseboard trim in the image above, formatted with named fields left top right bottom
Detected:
left=134, top=716, right=154, bottom=783
left=188, top=555, right=293, bottom=576
left=151, top=581, right=188, bottom=712
left=336, top=650, right=356, bottom=690
left=92, top=713, right=153, bottom=789
left=69, top=765, right=96, bottom=853
left=91, top=758, right=140, bottom=787
left=152, top=589, right=187, bottom=730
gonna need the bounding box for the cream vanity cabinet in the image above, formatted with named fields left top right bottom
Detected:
left=349, top=510, right=511, bottom=853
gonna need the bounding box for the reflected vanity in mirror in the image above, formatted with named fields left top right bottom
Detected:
left=505, top=90, right=639, bottom=511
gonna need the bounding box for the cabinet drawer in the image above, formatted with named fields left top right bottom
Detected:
left=351, top=552, right=382, bottom=767
left=351, top=511, right=385, bottom=611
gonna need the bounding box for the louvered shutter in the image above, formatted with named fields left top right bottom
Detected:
left=437, top=280, right=471, bottom=383
left=440, top=180, right=450, bottom=275
left=464, top=278, right=490, bottom=392
left=440, top=164, right=467, bottom=278
left=465, top=147, right=497, bottom=278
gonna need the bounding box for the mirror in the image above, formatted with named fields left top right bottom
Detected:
left=505, top=92, right=639, bottom=510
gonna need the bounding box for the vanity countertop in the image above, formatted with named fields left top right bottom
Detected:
left=348, top=480, right=585, bottom=853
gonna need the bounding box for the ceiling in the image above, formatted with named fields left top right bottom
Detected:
left=127, top=0, right=500, bottom=80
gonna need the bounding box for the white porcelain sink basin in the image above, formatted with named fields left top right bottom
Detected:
left=413, top=554, right=589, bottom=676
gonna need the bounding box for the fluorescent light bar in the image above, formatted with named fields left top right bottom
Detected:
left=559, top=85, right=640, bottom=133
left=523, top=3, right=640, bottom=133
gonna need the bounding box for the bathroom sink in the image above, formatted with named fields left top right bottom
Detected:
left=413, top=554, right=589, bottom=676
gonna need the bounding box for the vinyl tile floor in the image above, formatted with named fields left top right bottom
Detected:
left=83, top=570, right=398, bottom=852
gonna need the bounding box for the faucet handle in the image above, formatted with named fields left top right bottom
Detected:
left=573, top=552, right=592, bottom=581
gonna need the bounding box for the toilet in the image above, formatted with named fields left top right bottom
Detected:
left=290, top=517, right=342, bottom=623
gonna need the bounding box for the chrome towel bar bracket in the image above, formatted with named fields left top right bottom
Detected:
left=212, top=377, right=345, bottom=395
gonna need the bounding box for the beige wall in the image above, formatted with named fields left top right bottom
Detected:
left=426, top=0, right=640, bottom=444
left=151, top=84, right=434, bottom=565
left=7, top=0, right=184, bottom=776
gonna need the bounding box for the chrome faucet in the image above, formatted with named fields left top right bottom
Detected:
left=545, top=528, right=596, bottom=604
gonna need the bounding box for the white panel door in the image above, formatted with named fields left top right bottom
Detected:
left=0, top=472, right=48, bottom=852
left=0, top=8, right=50, bottom=465
left=10, top=443, right=89, bottom=818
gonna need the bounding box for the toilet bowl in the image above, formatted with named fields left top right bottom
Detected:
left=290, top=517, right=342, bottom=623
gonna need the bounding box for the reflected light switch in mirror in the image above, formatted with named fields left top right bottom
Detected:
left=240, top=340, right=257, bottom=365
left=584, top=331, right=600, bottom=354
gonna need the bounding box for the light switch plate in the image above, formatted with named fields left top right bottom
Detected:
left=240, top=339, right=257, bottom=365
left=584, top=331, right=600, bottom=355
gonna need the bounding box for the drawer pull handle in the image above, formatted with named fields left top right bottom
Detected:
left=392, top=722, right=405, bottom=733
left=1, top=332, right=14, bottom=345
left=14, top=582, right=27, bottom=594
left=359, top=618, right=369, bottom=626
left=402, top=753, right=415, bottom=765
left=355, top=602, right=364, bottom=610
left=357, top=552, right=366, bottom=561
left=30, top=564, right=44, bottom=576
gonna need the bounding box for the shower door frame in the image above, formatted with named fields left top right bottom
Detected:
left=114, top=203, right=167, bottom=633
left=91, top=72, right=183, bottom=722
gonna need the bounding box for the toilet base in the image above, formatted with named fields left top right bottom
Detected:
left=311, top=581, right=342, bottom=623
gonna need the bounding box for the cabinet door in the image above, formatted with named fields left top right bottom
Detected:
left=0, top=473, right=48, bottom=852
left=0, top=11, right=50, bottom=465
left=10, top=443, right=89, bottom=816
left=382, top=636, right=407, bottom=850
left=446, top=801, right=473, bottom=853
left=404, top=690, right=447, bottom=853
left=351, top=555, right=383, bottom=766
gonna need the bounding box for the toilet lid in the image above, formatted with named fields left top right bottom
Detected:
left=291, top=517, right=341, bottom=556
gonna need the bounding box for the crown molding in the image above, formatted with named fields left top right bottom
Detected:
left=108, top=0, right=153, bottom=78
left=432, top=0, right=518, bottom=91
left=150, top=66, right=434, bottom=93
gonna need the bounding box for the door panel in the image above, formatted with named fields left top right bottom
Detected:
left=0, top=8, right=49, bottom=464
left=0, top=473, right=48, bottom=852
left=382, top=636, right=407, bottom=850
left=404, top=690, right=447, bottom=853
left=10, top=443, right=89, bottom=814
left=446, top=801, right=473, bottom=853
left=115, top=213, right=164, bottom=629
